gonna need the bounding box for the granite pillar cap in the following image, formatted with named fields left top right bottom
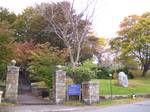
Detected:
left=11, top=60, right=16, bottom=66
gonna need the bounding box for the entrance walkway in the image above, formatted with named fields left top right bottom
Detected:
left=17, top=94, right=51, bottom=105
left=0, top=105, right=82, bottom=112
left=1, top=100, right=150, bottom=112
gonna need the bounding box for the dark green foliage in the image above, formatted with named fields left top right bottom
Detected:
left=12, top=7, right=66, bottom=49
left=96, top=66, right=113, bottom=79
left=116, top=67, right=134, bottom=79
left=0, top=22, right=14, bottom=80
left=0, top=63, right=7, bottom=80
left=0, top=22, right=14, bottom=61
left=0, top=7, right=16, bottom=24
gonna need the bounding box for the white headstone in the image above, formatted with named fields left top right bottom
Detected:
left=118, top=72, right=128, bottom=87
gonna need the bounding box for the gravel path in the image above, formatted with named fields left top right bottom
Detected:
left=17, top=94, right=50, bottom=105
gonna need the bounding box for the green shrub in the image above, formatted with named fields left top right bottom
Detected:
left=27, top=42, right=65, bottom=89
left=73, top=66, right=96, bottom=84
left=65, top=60, right=96, bottom=84
left=96, top=66, right=113, bottom=79
left=28, top=66, right=54, bottom=89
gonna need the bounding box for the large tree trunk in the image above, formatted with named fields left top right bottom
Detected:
left=72, top=71, right=78, bottom=84
left=142, top=64, right=149, bottom=77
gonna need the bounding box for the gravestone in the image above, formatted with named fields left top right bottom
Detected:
left=82, top=81, right=99, bottom=105
left=118, top=72, right=128, bottom=87
left=5, top=60, right=20, bottom=102
left=52, top=66, right=66, bottom=104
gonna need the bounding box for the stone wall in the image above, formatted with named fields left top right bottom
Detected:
left=82, top=81, right=99, bottom=105
left=52, top=70, right=66, bottom=104
left=5, top=66, right=20, bottom=102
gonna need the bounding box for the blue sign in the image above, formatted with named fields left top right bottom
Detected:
left=67, top=84, right=81, bottom=96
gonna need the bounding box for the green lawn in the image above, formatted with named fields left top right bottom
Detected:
left=66, top=73, right=150, bottom=95
left=93, top=77, right=150, bottom=95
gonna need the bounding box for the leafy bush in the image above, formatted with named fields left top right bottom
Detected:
left=96, top=66, right=113, bottom=79
left=73, top=66, right=96, bottom=84
left=28, top=66, right=54, bottom=88
left=27, top=42, right=66, bottom=88
left=65, top=60, right=96, bottom=84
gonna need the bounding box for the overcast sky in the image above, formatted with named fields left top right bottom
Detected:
left=0, top=0, right=150, bottom=38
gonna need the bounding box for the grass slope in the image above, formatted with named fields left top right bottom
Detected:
left=93, top=77, right=150, bottom=95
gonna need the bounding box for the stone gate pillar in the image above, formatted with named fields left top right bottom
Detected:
left=82, top=81, right=99, bottom=105
left=5, top=62, right=20, bottom=102
left=52, top=68, right=66, bottom=104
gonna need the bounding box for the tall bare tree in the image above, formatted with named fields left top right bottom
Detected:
left=36, top=0, right=96, bottom=67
